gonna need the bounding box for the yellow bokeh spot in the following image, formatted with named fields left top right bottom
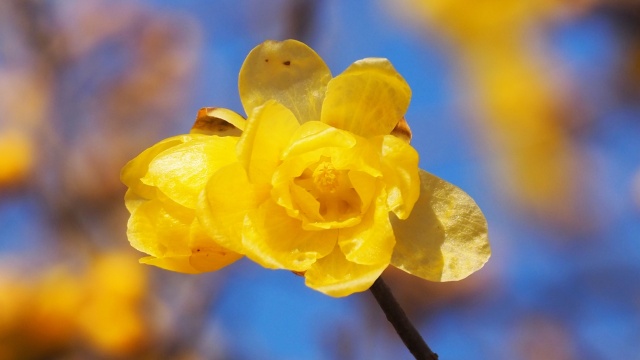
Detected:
left=0, top=130, right=34, bottom=188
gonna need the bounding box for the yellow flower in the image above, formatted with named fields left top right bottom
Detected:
left=195, top=40, right=490, bottom=297
left=120, top=108, right=246, bottom=273
left=121, top=39, right=490, bottom=297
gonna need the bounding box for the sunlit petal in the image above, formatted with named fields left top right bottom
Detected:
left=124, top=188, right=146, bottom=214
left=237, top=100, right=300, bottom=185
left=338, top=190, right=395, bottom=265
left=139, top=256, right=199, bottom=274
left=127, top=198, right=192, bottom=263
left=242, top=199, right=337, bottom=272
left=322, top=58, right=411, bottom=138
left=198, top=162, right=270, bottom=253
left=305, top=245, right=387, bottom=297
left=283, top=121, right=356, bottom=158
left=239, top=39, right=331, bottom=123
left=374, top=134, right=420, bottom=219
left=391, top=170, right=490, bottom=281
left=188, top=218, right=243, bottom=271
left=121, top=135, right=189, bottom=200
left=141, top=135, right=238, bottom=209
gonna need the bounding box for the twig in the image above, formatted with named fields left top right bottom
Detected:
left=369, top=277, right=439, bottom=360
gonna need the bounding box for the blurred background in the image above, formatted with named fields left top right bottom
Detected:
left=0, top=0, right=638, bottom=359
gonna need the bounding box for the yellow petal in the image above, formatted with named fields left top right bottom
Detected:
left=140, top=252, right=239, bottom=274
left=281, top=122, right=382, bottom=178
left=124, top=188, right=146, bottom=214
left=121, top=135, right=190, bottom=200
left=127, top=198, right=192, bottom=262
left=321, top=58, right=411, bottom=138
left=188, top=218, right=243, bottom=271
left=242, top=199, right=337, bottom=272
left=238, top=39, right=331, bottom=123
left=282, top=120, right=356, bottom=158
left=190, top=107, right=246, bottom=136
left=271, top=154, right=319, bottom=218
left=304, top=245, right=387, bottom=297
left=338, top=189, right=395, bottom=265
left=391, top=170, right=490, bottom=281
left=139, top=256, right=200, bottom=274
left=129, top=198, right=240, bottom=274
left=198, top=162, right=270, bottom=254
left=348, top=170, right=377, bottom=214
left=374, top=134, right=420, bottom=219
left=289, top=182, right=322, bottom=221
left=237, top=100, right=300, bottom=185
left=142, top=135, right=238, bottom=209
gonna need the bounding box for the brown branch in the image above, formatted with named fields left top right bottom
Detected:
left=369, top=277, right=439, bottom=360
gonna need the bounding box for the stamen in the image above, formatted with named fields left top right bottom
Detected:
left=312, top=160, right=339, bottom=193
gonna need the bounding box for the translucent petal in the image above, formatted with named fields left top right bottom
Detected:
left=282, top=121, right=356, bottom=158
left=338, top=190, right=395, bottom=265
left=289, top=182, right=322, bottom=221
left=239, top=39, right=332, bottom=123
left=321, top=58, right=411, bottom=138
left=348, top=170, right=377, bottom=214
left=139, top=256, right=199, bottom=273
left=304, top=245, right=387, bottom=297
left=129, top=195, right=241, bottom=274
left=242, top=199, right=337, bottom=272
left=391, top=170, right=490, bottom=282
left=188, top=218, right=243, bottom=272
left=190, top=107, right=246, bottom=136
left=124, top=188, right=145, bottom=214
left=237, top=100, right=300, bottom=185
left=198, top=162, right=270, bottom=254
left=142, top=135, right=238, bottom=209
left=271, top=154, right=320, bottom=216
left=121, top=135, right=190, bottom=200
left=280, top=121, right=381, bottom=177
left=374, top=134, right=420, bottom=219
left=126, top=198, right=193, bottom=261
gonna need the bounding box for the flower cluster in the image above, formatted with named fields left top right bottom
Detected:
left=121, top=40, right=490, bottom=297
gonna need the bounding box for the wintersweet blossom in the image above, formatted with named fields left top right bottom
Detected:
left=121, top=39, right=490, bottom=297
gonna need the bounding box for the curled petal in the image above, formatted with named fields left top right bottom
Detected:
left=127, top=198, right=192, bottom=260
left=199, top=162, right=270, bottom=254
left=283, top=121, right=356, bottom=158
left=121, top=135, right=190, bottom=200
left=191, top=107, right=246, bottom=136
left=239, top=39, right=331, bottom=123
left=304, top=245, right=387, bottom=297
left=391, top=170, right=490, bottom=282
left=322, top=58, right=411, bottom=138
left=374, top=134, right=420, bottom=219
left=187, top=218, right=243, bottom=272
left=124, top=188, right=145, bottom=214
left=139, top=256, right=201, bottom=274
left=338, top=189, right=395, bottom=265
left=127, top=198, right=240, bottom=274
left=142, top=135, right=238, bottom=209
left=237, top=100, right=300, bottom=185
left=242, top=199, right=337, bottom=272
left=140, top=242, right=241, bottom=274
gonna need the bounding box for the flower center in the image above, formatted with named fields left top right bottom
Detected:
left=312, top=160, right=339, bottom=193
